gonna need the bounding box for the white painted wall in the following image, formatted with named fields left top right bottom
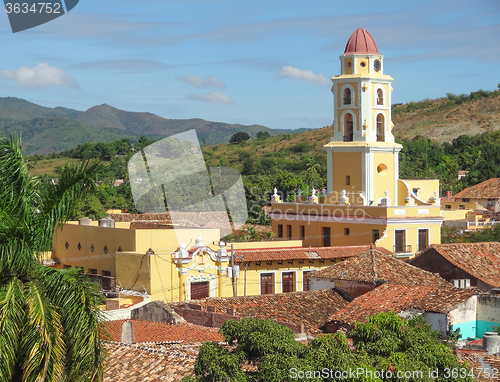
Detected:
left=309, top=278, right=335, bottom=291
left=422, top=312, right=448, bottom=336
left=449, top=296, right=477, bottom=325
left=477, top=295, right=500, bottom=324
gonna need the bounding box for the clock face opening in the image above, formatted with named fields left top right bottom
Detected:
left=374, top=59, right=381, bottom=72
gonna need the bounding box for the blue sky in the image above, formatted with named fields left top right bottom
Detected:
left=0, top=0, right=499, bottom=130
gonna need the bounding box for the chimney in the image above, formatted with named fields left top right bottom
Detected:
left=121, top=321, right=133, bottom=344
left=446, top=191, right=453, bottom=198
left=79, top=217, right=91, bottom=226
left=99, top=217, right=115, bottom=228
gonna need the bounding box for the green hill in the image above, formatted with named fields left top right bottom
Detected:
left=0, top=98, right=309, bottom=154
left=3, top=87, right=498, bottom=155
left=392, top=88, right=500, bottom=142
left=3, top=117, right=136, bottom=155
left=76, top=104, right=308, bottom=144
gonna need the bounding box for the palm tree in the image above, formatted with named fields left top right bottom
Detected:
left=0, top=135, right=106, bottom=382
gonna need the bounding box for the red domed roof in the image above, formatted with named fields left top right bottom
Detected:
left=343, top=28, right=379, bottom=55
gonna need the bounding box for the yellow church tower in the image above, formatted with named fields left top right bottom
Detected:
left=325, top=28, right=401, bottom=205
left=270, top=28, right=444, bottom=258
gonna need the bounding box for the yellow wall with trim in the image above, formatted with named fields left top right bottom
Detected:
left=399, top=179, right=439, bottom=205
left=52, top=223, right=330, bottom=302
left=233, top=259, right=342, bottom=297
left=337, top=82, right=359, bottom=109
left=376, top=222, right=441, bottom=256
left=343, top=58, right=353, bottom=75
left=355, top=57, right=369, bottom=75
left=371, top=83, right=389, bottom=109
left=271, top=218, right=382, bottom=248
left=330, top=151, right=363, bottom=204
left=441, top=210, right=469, bottom=221
left=53, top=223, right=136, bottom=274
left=373, top=152, right=396, bottom=202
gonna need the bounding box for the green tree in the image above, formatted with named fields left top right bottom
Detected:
left=256, top=131, right=271, bottom=140
left=0, top=135, right=106, bottom=382
left=230, top=132, right=251, bottom=144
left=184, top=314, right=472, bottom=382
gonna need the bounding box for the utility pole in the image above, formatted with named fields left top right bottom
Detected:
left=230, top=244, right=243, bottom=297
left=231, top=244, right=236, bottom=297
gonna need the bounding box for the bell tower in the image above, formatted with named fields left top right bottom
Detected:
left=324, top=28, right=402, bottom=205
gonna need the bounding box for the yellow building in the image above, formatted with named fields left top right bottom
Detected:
left=52, top=217, right=377, bottom=302
left=270, top=28, right=443, bottom=257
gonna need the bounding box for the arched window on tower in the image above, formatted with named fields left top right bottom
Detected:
left=344, top=114, right=354, bottom=142
left=343, top=88, right=351, bottom=105
left=376, top=114, right=385, bottom=142
left=377, top=89, right=384, bottom=105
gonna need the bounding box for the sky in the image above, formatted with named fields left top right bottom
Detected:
left=0, top=0, right=499, bottom=131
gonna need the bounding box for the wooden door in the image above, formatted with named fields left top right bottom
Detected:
left=260, top=273, right=274, bottom=295
left=190, top=281, right=209, bottom=300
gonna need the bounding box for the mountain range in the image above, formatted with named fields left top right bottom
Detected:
left=0, top=97, right=309, bottom=154
left=1, top=90, right=499, bottom=154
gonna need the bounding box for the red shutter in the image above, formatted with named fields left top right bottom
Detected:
left=190, top=281, right=209, bottom=300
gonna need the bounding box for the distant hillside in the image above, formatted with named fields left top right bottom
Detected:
left=3, top=88, right=497, bottom=155
left=76, top=104, right=307, bottom=144
left=392, top=89, right=500, bottom=142
left=0, top=98, right=309, bottom=154
left=0, top=97, right=81, bottom=120
left=4, top=117, right=135, bottom=155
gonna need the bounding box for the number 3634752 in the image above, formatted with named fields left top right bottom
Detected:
left=5, top=3, right=62, bottom=14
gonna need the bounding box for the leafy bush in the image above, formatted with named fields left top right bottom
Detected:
left=184, top=313, right=472, bottom=382
left=290, top=141, right=313, bottom=153
left=230, top=131, right=251, bottom=144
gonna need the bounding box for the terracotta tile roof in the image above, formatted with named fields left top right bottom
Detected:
left=108, top=211, right=230, bottom=228
left=234, top=245, right=391, bottom=263
left=414, top=242, right=500, bottom=288
left=454, top=178, right=500, bottom=199
left=329, top=282, right=477, bottom=325
left=485, top=355, right=500, bottom=371
left=103, top=342, right=196, bottom=382
left=103, top=320, right=223, bottom=344
left=177, top=288, right=348, bottom=332
left=308, top=248, right=451, bottom=287
left=456, top=351, right=500, bottom=382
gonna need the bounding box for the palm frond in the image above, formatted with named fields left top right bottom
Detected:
left=0, top=278, right=24, bottom=382
left=19, top=280, right=65, bottom=382
left=0, top=135, right=39, bottom=219
left=39, top=266, right=106, bottom=382
left=36, top=159, right=105, bottom=252
left=0, top=239, right=36, bottom=284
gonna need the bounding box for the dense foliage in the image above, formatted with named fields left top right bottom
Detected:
left=230, top=132, right=251, bottom=144
left=0, top=135, right=106, bottom=381
left=399, top=129, right=500, bottom=194
left=183, top=313, right=471, bottom=382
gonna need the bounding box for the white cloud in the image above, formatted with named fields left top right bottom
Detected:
left=177, top=75, right=226, bottom=89
left=277, top=65, right=330, bottom=87
left=187, top=91, right=233, bottom=104
left=0, top=63, right=78, bottom=89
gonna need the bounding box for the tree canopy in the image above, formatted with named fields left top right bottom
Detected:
left=184, top=313, right=471, bottom=382
left=230, top=132, right=251, bottom=144
left=0, top=135, right=106, bottom=382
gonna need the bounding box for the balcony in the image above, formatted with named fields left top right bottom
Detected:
left=394, top=244, right=412, bottom=254
left=343, top=135, right=353, bottom=142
